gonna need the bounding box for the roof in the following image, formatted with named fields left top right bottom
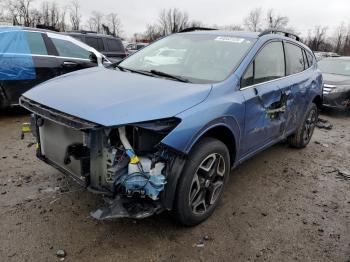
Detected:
left=180, top=30, right=260, bottom=39
left=65, top=31, right=121, bottom=39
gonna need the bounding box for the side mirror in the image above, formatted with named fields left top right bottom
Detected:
left=89, top=52, right=98, bottom=64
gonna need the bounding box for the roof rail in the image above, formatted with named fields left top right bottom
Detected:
left=67, top=30, right=98, bottom=34
left=259, top=29, right=300, bottom=41
left=179, top=27, right=218, bottom=33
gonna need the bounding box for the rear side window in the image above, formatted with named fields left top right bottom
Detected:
left=302, top=50, right=309, bottom=69
left=86, top=37, right=99, bottom=50
left=242, top=41, right=285, bottom=87
left=285, top=43, right=305, bottom=75
left=306, top=51, right=314, bottom=67
left=72, top=35, right=84, bottom=42
left=50, top=38, right=90, bottom=59
left=25, top=32, right=48, bottom=55
left=97, top=38, right=105, bottom=51
left=106, top=38, right=123, bottom=52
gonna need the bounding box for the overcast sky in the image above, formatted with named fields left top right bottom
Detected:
left=44, top=0, right=350, bottom=37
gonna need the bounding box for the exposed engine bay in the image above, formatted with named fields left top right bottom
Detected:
left=24, top=101, right=184, bottom=220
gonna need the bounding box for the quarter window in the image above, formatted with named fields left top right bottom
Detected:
left=106, top=38, right=123, bottom=52
left=25, top=32, right=48, bottom=55
left=242, top=41, right=285, bottom=87
left=285, top=43, right=305, bottom=75
left=85, top=37, right=99, bottom=50
left=306, top=51, right=314, bottom=67
left=50, top=38, right=90, bottom=59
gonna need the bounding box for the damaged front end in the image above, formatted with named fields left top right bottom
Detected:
left=20, top=97, right=185, bottom=220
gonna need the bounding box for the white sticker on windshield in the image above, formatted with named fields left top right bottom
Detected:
left=215, top=36, right=245, bottom=43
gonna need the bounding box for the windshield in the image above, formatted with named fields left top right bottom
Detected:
left=119, top=34, right=256, bottom=83
left=318, top=59, right=350, bottom=76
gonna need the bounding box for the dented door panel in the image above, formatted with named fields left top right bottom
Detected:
left=241, top=82, right=284, bottom=155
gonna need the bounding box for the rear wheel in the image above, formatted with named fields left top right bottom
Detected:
left=174, top=137, right=230, bottom=226
left=288, top=103, right=318, bottom=148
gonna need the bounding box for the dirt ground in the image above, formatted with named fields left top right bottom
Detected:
left=0, top=108, right=349, bottom=262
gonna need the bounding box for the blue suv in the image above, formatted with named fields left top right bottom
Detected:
left=20, top=29, right=322, bottom=226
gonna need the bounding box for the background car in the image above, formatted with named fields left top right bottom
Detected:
left=318, top=57, right=350, bottom=110
left=66, top=31, right=127, bottom=62
left=125, top=42, right=148, bottom=55
left=0, top=26, right=109, bottom=109
left=314, top=51, right=340, bottom=61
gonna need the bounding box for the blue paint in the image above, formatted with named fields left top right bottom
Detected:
left=22, top=31, right=323, bottom=167
left=0, top=27, right=36, bottom=80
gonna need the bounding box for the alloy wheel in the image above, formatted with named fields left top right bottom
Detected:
left=189, top=153, right=226, bottom=215
left=303, top=108, right=317, bottom=143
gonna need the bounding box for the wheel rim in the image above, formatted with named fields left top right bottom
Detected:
left=303, top=108, right=317, bottom=143
left=189, top=153, right=226, bottom=215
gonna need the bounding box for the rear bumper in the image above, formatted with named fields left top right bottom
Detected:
left=323, top=90, right=350, bottom=110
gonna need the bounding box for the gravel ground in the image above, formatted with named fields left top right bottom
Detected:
left=0, top=108, right=349, bottom=262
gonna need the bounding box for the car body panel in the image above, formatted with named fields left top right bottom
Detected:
left=22, top=67, right=213, bottom=126
left=160, top=34, right=322, bottom=163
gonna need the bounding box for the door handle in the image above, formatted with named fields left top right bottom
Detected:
left=62, top=61, right=78, bottom=67
left=266, top=105, right=286, bottom=114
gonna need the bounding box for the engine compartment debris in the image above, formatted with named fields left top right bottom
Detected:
left=25, top=110, right=181, bottom=219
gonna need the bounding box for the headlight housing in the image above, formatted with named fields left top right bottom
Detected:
left=325, top=84, right=350, bottom=93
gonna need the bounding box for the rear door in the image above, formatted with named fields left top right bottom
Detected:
left=240, top=41, right=287, bottom=155
left=1, top=31, right=57, bottom=106
left=47, top=33, right=97, bottom=75
left=278, top=42, right=312, bottom=135
left=85, top=36, right=105, bottom=53
left=103, top=37, right=126, bottom=62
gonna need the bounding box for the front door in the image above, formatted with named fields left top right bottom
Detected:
left=240, top=41, right=287, bottom=155
left=46, top=33, right=97, bottom=75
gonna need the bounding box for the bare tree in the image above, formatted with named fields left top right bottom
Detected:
left=341, top=25, right=350, bottom=55
left=86, top=17, right=95, bottom=31
left=69, top=0, right=81, bottom=30
left=266, top=9, right=289, bottom=30
left=221, top=24, right=244, bottom=31
left=40, top=1, right=49, bottom=25
left=49, top=1, right=59, bottom=28
left=334, top=23, right=346, bottom=53
left=306, top=26, right=329, bottom=51
left=7, top=0, right=35, bottom=26
left=244, top=7, right=263, bottom=32
left=158, top=8, right=189, bottom=35
left=88, top=11, right=103, bottom=33
left=106, top=12, right=122, bottom=36
left=143, top=24, right=162, bottom=41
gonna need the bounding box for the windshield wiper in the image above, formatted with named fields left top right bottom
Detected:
left=106, top=62, right=125, bottom=71
left=108, top=64, right=191, bottom=82
left=149, top=70, right=191, bottom=83
left=108, top=64, right=152, bottom=77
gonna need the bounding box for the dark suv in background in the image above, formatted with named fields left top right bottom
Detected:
left=65, top=31, right=127, bottom=62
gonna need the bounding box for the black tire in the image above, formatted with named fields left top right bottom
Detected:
left=288, top=103, right=318, bottom=148
left=174, top=137, right=230, bottom=226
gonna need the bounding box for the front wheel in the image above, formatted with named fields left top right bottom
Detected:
left=288, top=103, right=318, bottom=148
left=174, top=137, right=230, bottom=226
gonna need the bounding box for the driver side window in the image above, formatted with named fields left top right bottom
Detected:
left=241, top=41, right=285, bottom=88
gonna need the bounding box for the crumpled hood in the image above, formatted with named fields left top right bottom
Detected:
left=323, top=73, right=350, bottom=86
left=23, top=67, right=212, bottom=126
